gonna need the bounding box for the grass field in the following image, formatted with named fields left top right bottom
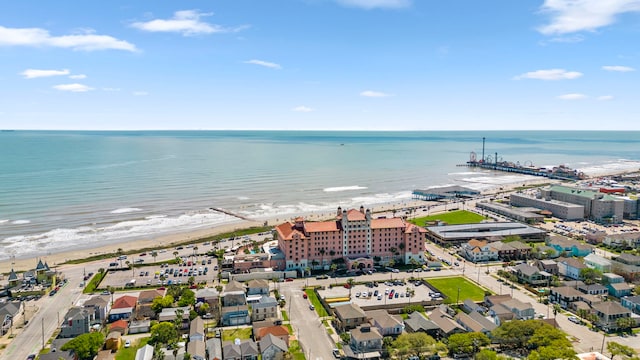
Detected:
left=427, top=276, right=486, bottom=302
left=115, top=337, right=149, bottom=360
left=410, top=210, right=485, bottom=227
left=222, top=327, right=253, bottom=341
left=305, top=288, right=329, bottom=317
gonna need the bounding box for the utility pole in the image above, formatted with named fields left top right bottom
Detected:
left=41, top=317, right=45, bottom=350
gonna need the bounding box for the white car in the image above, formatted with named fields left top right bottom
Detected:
left=568, top=316, right=581, bottom=324
left=124, top=339, right=131, bottom=348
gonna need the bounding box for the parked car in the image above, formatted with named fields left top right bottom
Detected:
left=124, top=339, right=131, bottom=348
left=568, top=316, right=581, bottom=324
left=309, top=304, right=315, bottom=310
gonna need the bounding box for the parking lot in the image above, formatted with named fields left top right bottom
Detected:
left=317, top=278, right=441, bottom=308
left=100, top=255, right=218, bottom=289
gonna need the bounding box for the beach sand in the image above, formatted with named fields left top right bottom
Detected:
left=0, top=175, right=613, bottom=274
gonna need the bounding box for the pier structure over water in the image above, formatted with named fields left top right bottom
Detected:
left=463, top=138, right=585, bottom=181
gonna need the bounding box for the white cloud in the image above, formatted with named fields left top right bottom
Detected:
left=102, top=87, right=121, bottom=92
left=514, top=68, right=583, bottom=80
left=597, top=95, right=614, bottom=101
left=557, top=93, right=587, bottom=100
left=360, top=90, right=393, bottom=97
left=20, top=68, right=70, bottom=79
left=292, top=106, right=314, bottom=112
left=244, top=59, right=282, bottom=69
left=132, top=91, right=149, bottom=96
left=53, top=83, right=93, bottom=92
left=336, top=0, right=411, bottom=9
left=69, top=74, right=87, bottom=79
left=0, top=25, right=136, bottom=51
left=537, top=0, right=640, bottom=35
left=602, top=65, right=636, bottom=72
left=131, top=10, right=247, bottom=36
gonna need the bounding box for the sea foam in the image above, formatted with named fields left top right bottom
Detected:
left=324, top=185, right=368, bottom=192
left=11, top=220, right=30, bottom=225
left=110, top=207, right=143, bottom=214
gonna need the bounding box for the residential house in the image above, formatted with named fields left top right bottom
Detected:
left=135, top=344, right=154, bottom=360
left=608, top=282, right=633, bottom=298
left=550, top=286, right=584, bottom=309
left=137, top=289, right=164, bottom=319
left=584, top=254, right=612, bottom=273
left=611, top=262, right=640, bottom=283
left=59, top=307, right=95, bottom=338
left=188, top=339, right=207, bottom=360
left=366, top=309, right=403, bottom=336
left=513, top=263, right=551, bottom=286
left=252, top=318, right=282, bottom=332
left=615, top=253, right=640, bottom=266
left=490, top=241, right=531, bottom=261
left=0, top=301, right=22, bottom=335
left=222, top=280, right=247, bottom=307
left=251, top=296, right=278, bottom=322
left=461, top=239, right=499, bottom=263
left=206, top=338, right=223, bottom=360
left=190, top=316, right=205, bottom=342
left=621, top=296, right=640, bottom=315
left=455, top=311, right=497, bottom=336
left=534, top=245, right=560, bottom=259
left=333, top=303, right=367, bottom=332
left=591, top=301, right=633, bottom=332
left=463, top=299, right=485, bottom=314
left=483, top=295, right=513, bottom=308
left=578, top=284, right=608, bottom=296
left=603, top=233, right=640, bottom=250
left=7, top=269, right=19, bottom=288
left=495, top=299, right=535, bottom=320
left=547, top=236, right=593, bottom=257
left=159, top=306, right=191, bottom=329
left=557, top=257, right=587, bottom=280
left=255, top=325, right=290, bottom=346
left=344, top=325, right=383, bottom=360
left=196, top=287, right=220, bottom=308
left=222, top=305, right=250, bottom=326
left=602, top=273, right=625, bottom=285
left=535, top=259, right=559, bottom=276
left=428, top=308, right=465, bottom=339
left=83, top=295, right=109, bottom=323
left=109, top=295, right=138, bottom=323
left=403, top=312, right=440, bottom=338
left=222, top=339, right=259, bottom=360
left=247, top=279, right=270, bottom=295
left=259, top=333, right=289, bottom=360
left=109, top=319, right=129, bottom=335
left=129, top=319, right=151, bottom=334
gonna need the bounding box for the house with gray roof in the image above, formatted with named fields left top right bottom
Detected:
left=621, top=295, right=640, bottom=315
left=403, top=312, right=440, bottom=338
left=495, top=299, right=535, bottom=321
left=513, top=263, right=551, bottom=286
left=578, top=284, right=608, bottom=296
left=366, top=309, right=403, bottom=336
left=535, top=259, right=559, bottom=276
left=463, top=299, right=485, bottom=314
left=615, top=253, right=640, bottom=266
left=333, top=303, right=367, bottom=332
left=83, top=295, right=109, bottom=323
left=455, top=311, right=496, bottom=336
left=206, top=338, right=223, bottom=360
left=0, top=301, right=22, bottom=335
left=247, top=279, right=269, bottom=295
left=188, top=339, right=206, bottom=360
left=135, top=344, right=154, bottom=360
left=609, top=282, right=633, bottom=298
left=428, top=308, right=465, bottom=339
left=557, top=257, right=587, bottom=280
left=584, top=254, right=612, bottom=273
left=222, top=281, right=247, bottom=307
left=345, top=325, right=383, bottom=360
left=592, top=301, right=633, bottom=332
left=550, top=286, right=583, bottom=309
left=259, top=333, right=288, bottom=360
left=222, top=339, right=259, bottom=360
left=59, top=307, right=95, bottom=338
left=190, top=316, right=205, bottom=342
left=251, top=296, right=278, bottom=322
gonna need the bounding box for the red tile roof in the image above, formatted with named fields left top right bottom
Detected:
left=345, top=209, right=366, bottom=221
left=371, top=218, right=405, bottom=229
left=109, top=319, right=128, bottom=332
left=112, top=295, right=137, bottom=309
left=257, top=325, right=290, bottom=339
left=305, top=221, right=340, bottom=232
left=275, top=222, right=306, bottom=241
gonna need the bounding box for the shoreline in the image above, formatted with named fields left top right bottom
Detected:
left=2, top=166, right=636, bottom=275
left=0, top=177, right=553, bottom=274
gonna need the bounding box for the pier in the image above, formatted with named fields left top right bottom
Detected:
left=462, top=137, right=585, bottom=181
left=209, top=207, right=253, bottom=221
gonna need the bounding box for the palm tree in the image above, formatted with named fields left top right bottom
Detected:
left=347, top=278, right=355, bottom=298
left=553, top=304, right=561, bottom=318
left=173, top=251, right=180, bottom=263
left=151, top=250, right=158, bottom=264
left=319, top=248, right=326, bottom=269
left=329, top=249, right=336, bottom=259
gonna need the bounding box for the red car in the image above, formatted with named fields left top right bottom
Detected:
left=285, top=278, right=294, bottom=282
left=303, top=293, right=308, bottom=299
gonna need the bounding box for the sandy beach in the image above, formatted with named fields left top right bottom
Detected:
left=0, top=176, right=558, bottom=275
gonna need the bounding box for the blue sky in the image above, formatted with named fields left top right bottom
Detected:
left=1, top=0, right=639, bottom=130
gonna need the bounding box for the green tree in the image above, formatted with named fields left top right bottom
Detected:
left=346, top=278, right=355, bottom=298
left=527, top=324, right=571, bottom=349
left=607, top=341, right=636, bottom=360
left=340, top=332, right=350, bottom=344
left=150, top=322, right=178, bottom=344
left=151, top=250, right=158, bottom=263
left=580, top=268, right=602, bottom=285
left=393, top=332, right=436, bottom=358
left=447, top=332, right=489, bottom=356
left=492, top=320, right=544, bottom=350
left=527, top=346, right=576, bottom=360
left=616, top=317, right=635, bottom=333
left=178, top=289, right=195, bottom=307
left=475, top=349, right=498, bottom=360
left=151, top=295, right=174, bottom=313
left=198, top=302, right=210, bottom=316
left=61, top=332, right=105, bottom=360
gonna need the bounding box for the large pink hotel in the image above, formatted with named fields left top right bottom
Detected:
left=274, top=207, right=427, bottom=271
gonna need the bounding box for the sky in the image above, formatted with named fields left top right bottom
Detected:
left=1, top=0, right=639, bottom=130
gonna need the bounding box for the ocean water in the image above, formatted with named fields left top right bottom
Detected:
left=1, top=130, right=640, bottom=260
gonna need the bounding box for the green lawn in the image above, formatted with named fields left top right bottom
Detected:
left=427, top=276, right=486, bottom=302
left=115, top=337, right=149, bottom=360
left=305, top=288, right=329, bottom=317
left=222, top=327, right=253, bottom=341
left=410, top=210, right=485, bottom=227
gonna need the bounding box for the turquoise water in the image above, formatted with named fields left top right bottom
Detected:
left=1, top=130, right=639, bottom=259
